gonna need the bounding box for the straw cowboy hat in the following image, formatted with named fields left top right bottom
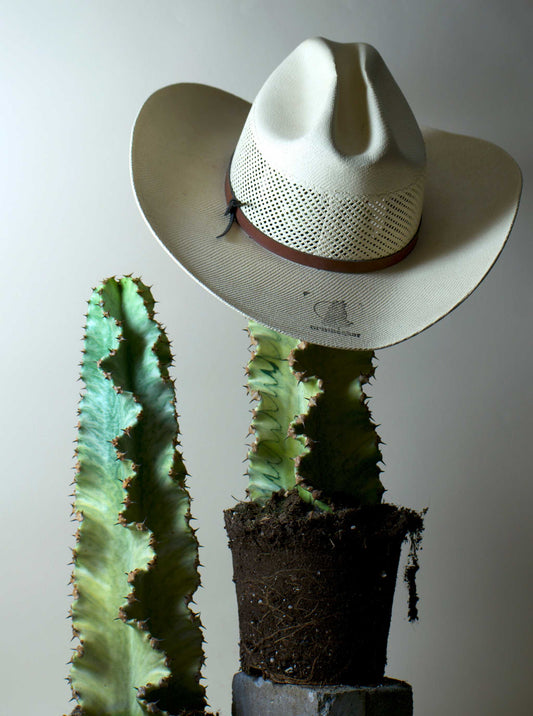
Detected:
left=131, top=37, right=521, bottom=350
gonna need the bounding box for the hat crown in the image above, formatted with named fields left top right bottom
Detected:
left=230, top=38, right=427, bottom=265
left=251, top=37, right=426, bottom=195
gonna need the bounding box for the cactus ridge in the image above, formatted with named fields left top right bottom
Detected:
left=291, top=343, right=385, bottom=506
left=245, top=321, right=319, bottom=502
left=70, top=277, right=206, bottom=716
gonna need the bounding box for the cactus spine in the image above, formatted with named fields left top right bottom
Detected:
left=69, top=277, right=206, bottom=716
left=246, top=321, right=384, bottom=507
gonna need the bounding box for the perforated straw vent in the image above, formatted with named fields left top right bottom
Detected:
left=230, top=120, right=425, bottom=262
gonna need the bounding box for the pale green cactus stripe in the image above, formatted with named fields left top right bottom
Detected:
left=246, top=320, right=319, bottom=502
left=292, top=344, right=385, bottom=506
left=70, top=277, right=205, bottom=715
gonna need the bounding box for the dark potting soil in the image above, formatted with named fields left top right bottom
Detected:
left=224, top=492, right=424, bottom=686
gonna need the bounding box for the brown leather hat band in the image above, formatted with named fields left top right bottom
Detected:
left=224, top=172, right=419, bottom=274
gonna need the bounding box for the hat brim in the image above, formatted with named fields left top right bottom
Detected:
left=131, top=83, right=522, bottom=350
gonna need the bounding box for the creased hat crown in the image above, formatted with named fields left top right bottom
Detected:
left=229, top=38, right=426, bottom=266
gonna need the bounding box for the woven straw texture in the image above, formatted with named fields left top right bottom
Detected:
left=231, top=118, right=425, bottom=261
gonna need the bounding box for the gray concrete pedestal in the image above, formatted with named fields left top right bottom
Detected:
left=232, top=672, right=413, bottom=715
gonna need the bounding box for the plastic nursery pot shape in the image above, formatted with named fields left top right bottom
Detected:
left=225, top=498, right=420, bottom=687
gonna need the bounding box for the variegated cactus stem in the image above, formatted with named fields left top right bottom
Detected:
left=68, top=276, right=207, bottom=716
left=245, top=320, right=384, bottom=508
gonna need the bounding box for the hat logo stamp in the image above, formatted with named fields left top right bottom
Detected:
left=309, top=298, right=361, bottom=339
left=313, top=299, right=353, bottom=327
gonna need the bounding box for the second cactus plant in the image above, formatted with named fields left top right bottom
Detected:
left=224, top=319, right=424, bottom=686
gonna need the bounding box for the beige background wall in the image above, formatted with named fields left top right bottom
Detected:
left=1, top=1, right=531, bottom=714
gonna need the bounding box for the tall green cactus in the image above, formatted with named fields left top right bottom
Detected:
left=246, top=321, right=384, bottom=507
left=68, top=277, right=206, bottom=716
